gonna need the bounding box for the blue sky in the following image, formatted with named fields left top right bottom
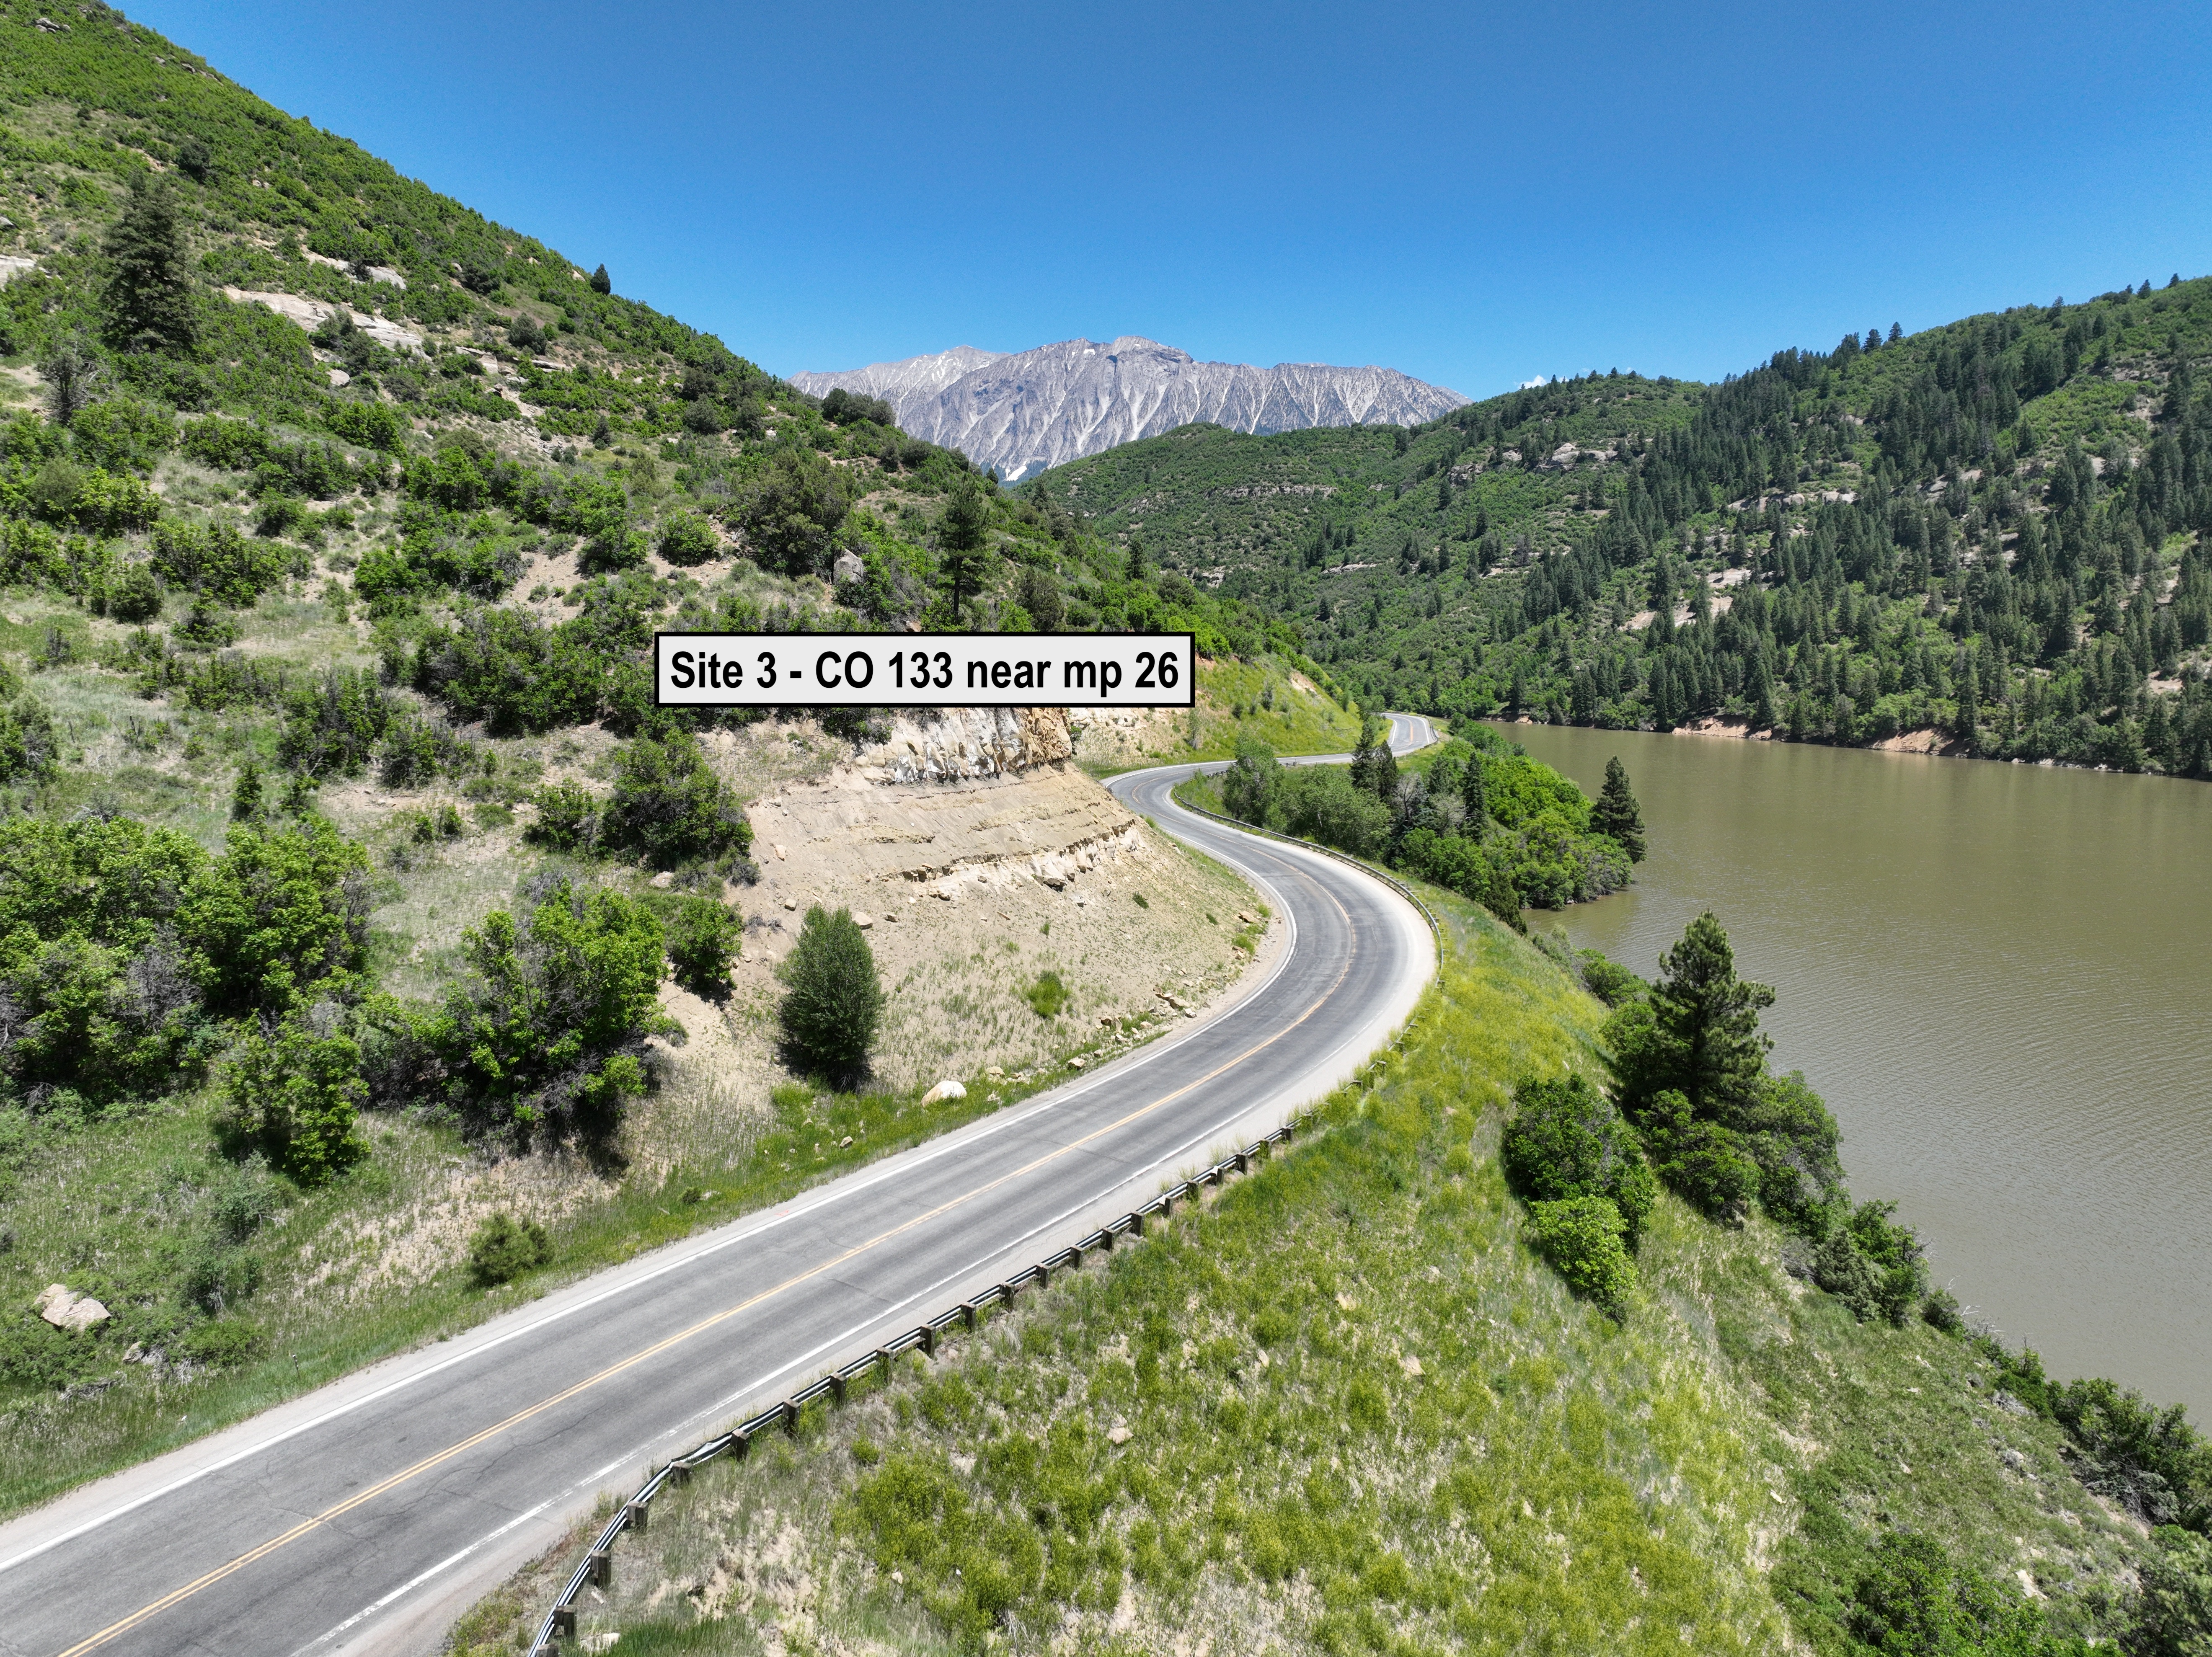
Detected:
left=133, top=0, right=2212, bottom=402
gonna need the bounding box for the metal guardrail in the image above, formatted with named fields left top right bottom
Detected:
left=527, top=1113, right=1339, bottom=1654
left=525, top=785, right=1440, bottom=1653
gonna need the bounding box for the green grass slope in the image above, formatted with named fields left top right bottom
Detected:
left=454, top=890, right=2158, bottom=1655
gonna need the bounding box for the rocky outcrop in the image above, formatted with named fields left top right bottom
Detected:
left=748, top=708, right=1139, bottom=900
left=36, top=1283, right=111, bottom=1332
left=793, top=336, right=1465, bottom=481
left=855, top=707, right=1074, bottom=784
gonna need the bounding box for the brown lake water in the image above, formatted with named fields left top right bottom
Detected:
left=1495, top=722, right=2212, bottom=1418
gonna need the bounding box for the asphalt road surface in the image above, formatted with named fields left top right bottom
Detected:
left=0, top=716, right=1436, bottom=1657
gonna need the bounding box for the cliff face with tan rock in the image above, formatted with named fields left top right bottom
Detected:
left=720, top=707, right=1270, bottom=1094
left=750, top=708, right=1140, bottom=900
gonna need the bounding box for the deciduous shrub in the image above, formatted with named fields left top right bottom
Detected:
left=600, top=731, right=750, bottom=869
left=467, top=1212, right=553, bottom=1286
left=1640, top=1089, right=1762, bottom=1223
left=212, top=1012, right=367, bottom=1186
left=1847, top=1533, right=2079, bottom=1655
left=820, top=387, right=893, bottom=426
left=150, top=517, right=293, bottom=607
left=740, top=449, right=850, bottom=577
left=656, top=511, right=719, bottom=566
left=1523, top=1195, right=1633, bottom=1310
left=0, top=694, right=58, bottom=782
left=525, top=779, right=599, bottom=850
left=664, top=895, right=740, bottom=999
left=390, top=878, right=666, bottom=1149
left=1501, top=1073, right=1656, bottom=1248
left=778, top=906, right=881, bottom=1081
left=2130, top=1528, right=2212, bottom=1654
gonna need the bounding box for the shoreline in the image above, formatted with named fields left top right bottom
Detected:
left=1497, top=713, right=2181, bottom=774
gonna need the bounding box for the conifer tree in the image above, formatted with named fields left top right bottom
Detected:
left=1607, top=912, right=1774, bottom=1123
left=778, top=906, right=882, bottom=1081
left=937, top=475, right=990, bottom=621
left=1956, top=658, right=1980, bottom=748
left=231, top=758, right=263, bottom=821
left=103, top=172, right=196, bottom=353
left=1592, top=756, right=1646, bottom=862
left=589, top=263, right=612, bottom=294
left=36, top=335, right=101, bottom=425
left=1460, top=752, right=1490, bottom=836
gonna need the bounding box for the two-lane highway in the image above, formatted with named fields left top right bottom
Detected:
left=0, top=718, right=1435, bottom=1657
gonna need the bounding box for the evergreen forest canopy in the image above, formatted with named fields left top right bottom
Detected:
left=1032, top=278, right=2212, bottom=777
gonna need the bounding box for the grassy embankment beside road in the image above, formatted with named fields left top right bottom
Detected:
left=0, top=824, right=1272, bottom=1522
left=450, top=883, right=2147, bottom=1656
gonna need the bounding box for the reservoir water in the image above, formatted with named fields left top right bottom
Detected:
left=1495, top=723, right=2212, bottom=1419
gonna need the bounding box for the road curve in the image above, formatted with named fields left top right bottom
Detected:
left=0, top=719, right=1435, bottom=1657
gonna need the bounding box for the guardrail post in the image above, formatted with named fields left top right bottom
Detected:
left=960, top=1302, right=977, bottom=1329
left=552, top=1605, right=577, bottom=1637
left=624, top=1500, right=649, bottom=1533
left=1233, top=1151, right=1250, bottom=1174
left=586, top=1549, right=611, bottom=1588
left=920, top=1324, right=938, bottom=1356
left=780, top=1401, right=800, bottom=1435
left=830, top=1374, right=847, bottom=1405
left=1129, top=1211, right=1145, bottom=1237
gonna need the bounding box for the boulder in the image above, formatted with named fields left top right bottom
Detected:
left=36, top=1284, right=111, bottom=1333
left=920, top=1079, right=966, bottom=1105
left=832, top=550, right=865, bottom=587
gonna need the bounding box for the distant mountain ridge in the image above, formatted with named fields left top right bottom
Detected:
left=792, top=337, right=1466, bottom=480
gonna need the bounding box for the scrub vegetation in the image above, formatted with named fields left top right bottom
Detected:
left=1188, top=723, right=1643, bottom=929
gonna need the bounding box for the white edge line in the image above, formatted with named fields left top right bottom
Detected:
left=0, top=773, right=1320, bottom=1578
left=4, top=740, right=1424, bottom=1585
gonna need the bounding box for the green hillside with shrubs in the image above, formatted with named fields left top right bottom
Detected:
left=0, top=0, right=1339, bottom=1511
left=458, top=894, right=2212, bottom=1657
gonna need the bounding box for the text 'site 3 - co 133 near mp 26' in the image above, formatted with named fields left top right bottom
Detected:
left=654, top=631, right=1196, bottom=707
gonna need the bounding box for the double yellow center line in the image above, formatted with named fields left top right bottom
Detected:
left=59, top=865, right=1360, bottom=1657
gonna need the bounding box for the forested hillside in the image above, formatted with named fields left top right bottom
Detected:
left=1034, top=283, right=2212, bottom=774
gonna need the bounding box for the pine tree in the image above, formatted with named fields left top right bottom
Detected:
left=1592, top=756, right=1646, bottom=862
left=1348, top=713, right=1385, bottom=793
left=1749, top=653, right=1778, bottom=728
left=778, top=906, right=883, bottom=1081
left=937, top=475, right=991, bottom=621
left=589, top=263, right=612, bottom=295
left=231, top=758, right=263, bottom=821
left=36, top=334, right=102, bottom=425
left=1460, top=754, right=1490, bottom=836
left=1956, top=657, right=1980, bottom=749
left=103, top=172, right=196, bottom=353
left=1607, top=913, right=1774, bottom=1123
